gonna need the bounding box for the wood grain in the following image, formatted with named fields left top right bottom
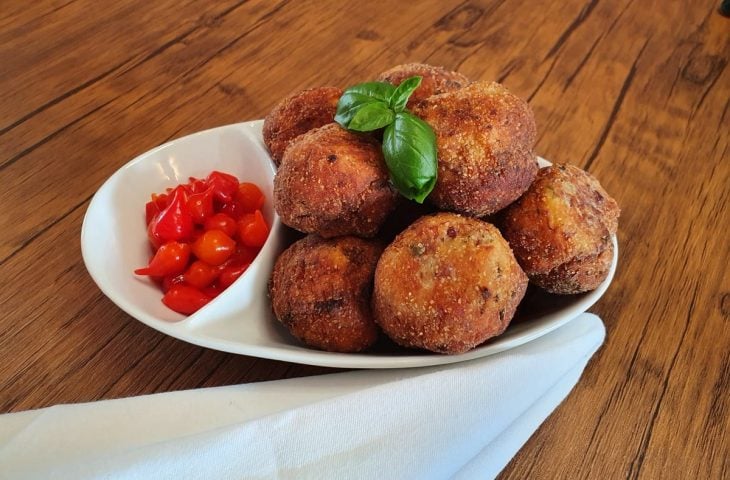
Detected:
left=0, top=0, right=727, bottom=478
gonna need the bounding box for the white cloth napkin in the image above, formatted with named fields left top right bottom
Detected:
left=0, top=313, right=605, bottom=480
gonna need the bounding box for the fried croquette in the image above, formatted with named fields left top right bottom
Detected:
left=263, top=86, right=342, bottom=166
left=501, top=164, right=620, bottom=294
left=274, top=123, right=398, bottom=238
left=412, top=81, right=538, bottom=217
left=269, top=235, right=382, bottom=352
left=376, top=63, right=470, bottom=106
left=373, top=212, right=528, bottom=354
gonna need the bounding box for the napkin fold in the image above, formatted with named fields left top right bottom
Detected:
left=0, top=313, right=605, bottom=480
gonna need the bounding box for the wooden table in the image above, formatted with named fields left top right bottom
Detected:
left=1, top=0, right=728, bottom=477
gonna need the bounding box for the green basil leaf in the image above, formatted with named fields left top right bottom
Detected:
left=382, top=111, right=438, bottom=203
left=389, top=76, right=422, bottom=112
left=348, top=101, right=395, bottom=131
left=334, top=82, right=396, bottom=127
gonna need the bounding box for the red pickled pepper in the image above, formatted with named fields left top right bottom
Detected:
left=151, top=192, right=168, bottom=209
left=148, top=186, right=194, bottom=249
left=218, top=263, right=249, bottom=289
left=187, top=177, right=208, bottom=194
left=201, top=284, right=223, bottom=299
left=187, top=187, right=215, bottom=224
left=204, top=213, right=238, bottom=238
left=183, top=260, right=220, bottom=289
left=145, top=202, right=160, bottom=225
left=207, top=171, right=239, bottom=203
left=162, top=285, right=212, bottom=315
left=218, top=182, right=265, bottom=220
left=145, top=192, right=170, bottom=225
left=231, top=243, right=259, bottom=265
left=134, top=242, right=191, bottom=276
left=161, top=273, right=185, bottom=293
left=192, top=229, right=236, bottom=266
left=218, top=200, right=245, bottom=220
left=239, top=210, right=269, bottom=248
left=237, top=182, right=265, bottom=212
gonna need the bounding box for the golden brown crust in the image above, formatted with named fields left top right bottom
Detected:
left=269, top=235, right=382, bottom=352
left=376, top=63, right=470, bottom=106
left=263, top=86, right=342, bottom=166
left=373, top=212, right=528, bottom=354
left=531, top=241, right=614, bottom=294
left=274, top=123, right=398, bottom=238
left=501, top=164, right=619, bottom=294
left=411, top=81, right=538, bottom=217
left=501, top=164, right=620, bottom=274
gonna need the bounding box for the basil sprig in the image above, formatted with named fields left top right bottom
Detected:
left=334, top=76, right=437, bottom=203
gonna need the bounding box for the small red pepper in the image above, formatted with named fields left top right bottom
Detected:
left=151, top=192, right=168, bottom=209
left=218, top=199, right=244, bottom=220
left=236, top=182, right=265, bottom=213
left=161, top=273, right=185, bottom=293
left=187, top=187, right=215, bottom=224
left=183, top=260, right=220, bottom=289
left=190, top=227, right=207, bottom=245
left=134, top=241, right=191, bottom=277
left=204, top=213, right=238, bottom=238
left=162, top=284, right=211, bottom=314
left=191, top=229, right=236, bottom=266
left=232, top=244, right=261, bottom=264
left=206, top=171, right=239, bottom=203
left=201, top=283, right=223, bottom=299
left=187, top=177, right=209, bottom=194
left=148, top=186, right=194, bottom=248
left=238, top=210, right=269, bottom=248
left=218, top=263, right=249, bottom=289
left=145, top=201, right=161, bottom=225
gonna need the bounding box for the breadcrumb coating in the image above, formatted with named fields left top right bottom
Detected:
left=412, top=81, right=538, bottom=216
left=263, top=86, right=342, bottom=165
left=274, top=123, right=398, bottom=238
left=376, top=63, right=470, bottom=106
left=501, top=164, right=620, bottom=294
left=373, top=212, right=527, bottom=354
left=269, top=235, right=382, bottom=352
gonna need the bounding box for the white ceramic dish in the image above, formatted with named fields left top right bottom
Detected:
left=81, top=120, right=617, bottom=369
